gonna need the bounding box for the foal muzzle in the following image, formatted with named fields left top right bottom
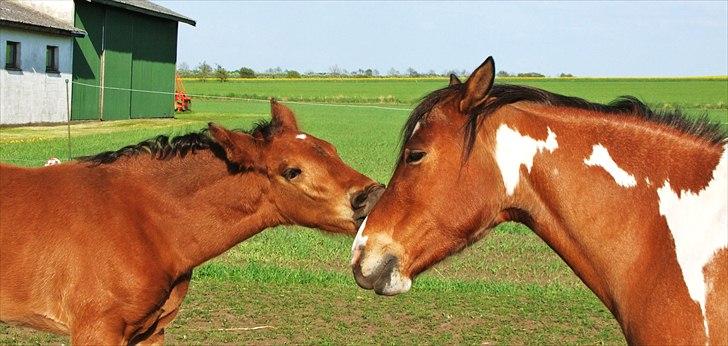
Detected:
left=352, top=184, right=385, bottom=228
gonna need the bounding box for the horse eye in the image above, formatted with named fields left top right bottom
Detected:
left=282, top=167, right=302, bottom=180
left=405, top=150, right=427, bottom=164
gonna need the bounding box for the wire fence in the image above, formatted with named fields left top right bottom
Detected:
left=1, top=81, right=415, bottom=166
left=71, top=81, right=414, bottom=112
left=2, top=80, right=727, bottom=167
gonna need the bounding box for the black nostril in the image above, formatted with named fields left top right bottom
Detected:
left=351, top=190, right=369, bottom=210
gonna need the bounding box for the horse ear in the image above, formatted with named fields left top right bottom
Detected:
left=208, top=123, right=259, bottom=165
left=449, top=73, right=461, bottom=86
left=459, top=56, right=495, bottom=113
left=270, top=99, right=299, bottom=132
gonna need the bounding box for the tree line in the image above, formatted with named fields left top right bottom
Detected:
left=176, top=62, right=574, bottom=81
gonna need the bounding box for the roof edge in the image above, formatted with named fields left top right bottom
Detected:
left=0, top=20, right=86, bottom=37
left=88, top=0, right=196, bottom=26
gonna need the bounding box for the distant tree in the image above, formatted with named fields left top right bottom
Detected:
left=372, top=69, right=380, bottom=77
left=517, top=72, right=545, bottom=77
left=196, top=61, right=212, bottom=82
left=364, top=68, right=374, bottom=77
left=496, top=70, right=511, bottom=77
left=238, top=67, right=255, bottom=78
left=329, top=65, right=342, bottom=76
left=406, top=67, right=419, bottom=77
left=426, top=69, right=437, bottom=77
left=559, top=73, right=574, bottom=78
left=388, top=68, right=400, bottom=77
left=177, top=62, right=191, bottom=77
left=215, top=64, right=229, bottom=82
left=444, top=70, right=459, bottom=77
left=286, top=70, right=301, bottom=78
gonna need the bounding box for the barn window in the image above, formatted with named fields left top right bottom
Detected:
left=5, top=41, right=20, bottom=69
left=46, top=46, right=59, bottom=73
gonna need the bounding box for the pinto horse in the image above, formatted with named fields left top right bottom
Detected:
left=0, top=100, right=383, bottom=344
left=351, top=57, right=727, bottom=344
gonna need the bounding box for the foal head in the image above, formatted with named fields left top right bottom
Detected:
left=209, top=100, right=384, bottom=234
left=350, top=57, right=520, bottom=294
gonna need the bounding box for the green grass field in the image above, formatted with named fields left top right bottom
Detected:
left=1, top=78, right=726, bottom=344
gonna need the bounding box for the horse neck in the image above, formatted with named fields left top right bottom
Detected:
left=106, top=151, right=283, bottom=273
left=489, top=105, right=726, bottom=330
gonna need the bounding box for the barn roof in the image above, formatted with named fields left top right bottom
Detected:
left=0, top=1, right=86, bottom=37
left=90, top=0, right=196, bottom=26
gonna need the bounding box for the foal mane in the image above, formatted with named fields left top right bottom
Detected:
left=403, top=83, right=727, bottom=156
left=79, top=120, right=278, bottom=165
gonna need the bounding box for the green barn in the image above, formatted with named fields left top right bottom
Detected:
left=71, top=0, right=195, bottom=121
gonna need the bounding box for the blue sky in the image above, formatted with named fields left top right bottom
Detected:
left=159, top=1, right=728, bottom=77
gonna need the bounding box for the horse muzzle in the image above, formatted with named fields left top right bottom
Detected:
left=351, top=248, right=412, bottom=296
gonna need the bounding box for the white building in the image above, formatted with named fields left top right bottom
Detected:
left=0, top=0, right=84, bottom=124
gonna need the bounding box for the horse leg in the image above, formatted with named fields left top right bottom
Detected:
left=134, top=272, right=192, bottom=345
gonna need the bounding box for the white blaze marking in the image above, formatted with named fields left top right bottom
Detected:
left=411, top=121, right=421, bottom=138
left=657, top=145, right=728, bottom=340
left=495, top=124, right=558, bottom=196
left=295, top=133, right=307, bottom=140
left=583, top=144, right=637, bottom=188
left=350, top=217, right=369, bottom=265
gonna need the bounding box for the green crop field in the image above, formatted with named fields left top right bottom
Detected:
left=1, top=78, right=726, bottom=344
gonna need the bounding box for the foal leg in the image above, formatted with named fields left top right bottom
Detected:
left=71, top=318, right=126, bottom=345
left=135, top=272, right=192, bottom=345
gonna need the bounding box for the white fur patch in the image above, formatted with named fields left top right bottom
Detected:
left=350, top=217, right=369, bottom=265
left=657, top=145, right=728, bottom=339
left=295, top=133, right=307, bottom=140
left=495, top=124, right=558, bottom=196
left=411, top=121, right=421, bottom=138
left=583, top=144, right=637, bottom=188
left=380, top=269, right=412, bottom=295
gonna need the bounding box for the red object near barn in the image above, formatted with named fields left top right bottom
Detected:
left=175, top=74, right=191, bottom=112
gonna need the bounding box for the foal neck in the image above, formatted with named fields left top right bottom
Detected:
left=107, top=151, right=282, bottom=273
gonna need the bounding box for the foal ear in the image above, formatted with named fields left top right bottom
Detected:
left=460, top=56, right=495, bottom=113
left=208, top=123, right=260, bottom=166
left=270, top=99, right=299, bottom=132
left=449, top=73, right=461, bottom=86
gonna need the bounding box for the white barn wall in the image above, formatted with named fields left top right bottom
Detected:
left=0, top=27, right=73, bottom=124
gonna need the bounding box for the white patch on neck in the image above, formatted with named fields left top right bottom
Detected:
left=350, top=217, right=369, bottom=265
left=657, top=145, right=728, bottom=340
left=295, top=133, right=307, bottom=140
left=495, top=124, right=558, bottom=196
left=583, top=144, right=637, bottom=188
left=645, top=177, right=652, bottom=186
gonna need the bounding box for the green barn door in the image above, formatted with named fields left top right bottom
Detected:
left=130, top=16, right=177, bottom=118
left=101, top=8, right=133, bottom=120
left=71, top=1, right=104, bottom=120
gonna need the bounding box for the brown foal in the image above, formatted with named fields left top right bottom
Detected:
left=351, top=57, right=727, bottom=344
left=0, top=100, right=383, bottom=344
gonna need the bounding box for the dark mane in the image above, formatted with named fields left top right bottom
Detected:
left=402, top=83, right=727, bottom=156
left=79, top=120, right=280, bottom=165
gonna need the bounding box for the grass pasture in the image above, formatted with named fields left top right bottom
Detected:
left=1, top=77, right=726, bottom=344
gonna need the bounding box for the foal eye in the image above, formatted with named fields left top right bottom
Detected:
left=405, top=150, right=427, bottom=165
left=282, top=167, right=302, bottom=180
